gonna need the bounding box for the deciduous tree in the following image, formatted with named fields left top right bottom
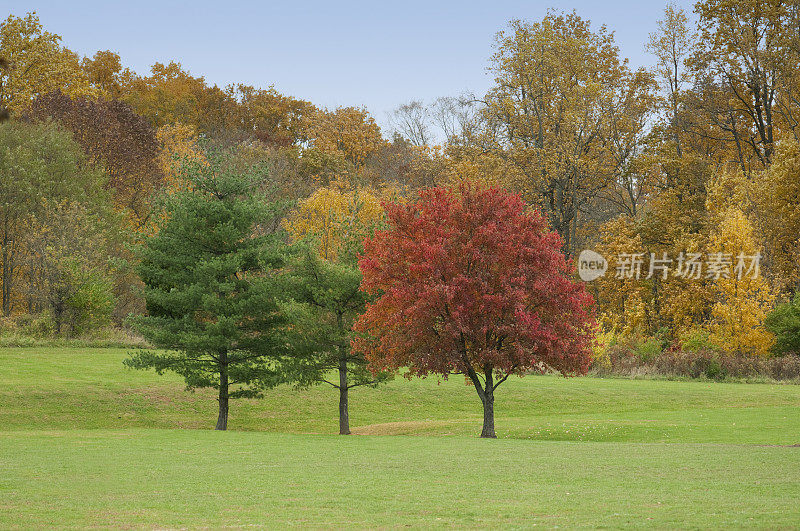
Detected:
left=27, top=90, right=162, bottom=229
left=485, top=12, right=655, bottom=255
left=236, top=84, right=314, bottom=147
left=765, top=293, right=800, bottom=356
left=156, top=122, right=205, bottom=195
left=0, top=13, right=91, bottom=114
left=391, top=100, right=431, bottom=147
left=689, top=0, right=800, bottom=170
left=0, top=120, right=105, bottom=316
left=122, top=61, right=238, bottom=135
left=646, top=5, right=696, bottom=159
left=706, top=204, right=775, bottom=356
left=283, top=182, right=392, bottom=262
left=353, top=184, right=594, bottom=438
left=82, top=50, right=128, bottom=99
left=303, top=106, right=384, bottom=173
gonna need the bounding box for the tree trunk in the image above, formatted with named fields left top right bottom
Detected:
left=480, top=367, right=496, bottom=438
left=216, top=351, right=229, bottom=431
left=466, top=361, right=498, bottom=438
left=480, top=391, right=496, bottom=438
left=1, top=234, right=11, bottom=317
left=338, top=356, right=350, bottom=435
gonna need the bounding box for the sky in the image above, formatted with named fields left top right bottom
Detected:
left=4, top=0, right=696, bottom=132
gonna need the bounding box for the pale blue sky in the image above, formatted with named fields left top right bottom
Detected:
left=4, top=0, right=695, bottom=131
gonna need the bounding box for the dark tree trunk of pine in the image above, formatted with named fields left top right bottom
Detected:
left=480, top=389, right=496, bottom=438
left=216, top=352, right=229, bottom=431
left=338, top=357, right=350, bottom=435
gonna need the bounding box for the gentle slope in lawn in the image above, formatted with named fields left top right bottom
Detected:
left=1, top=347, right=799, bottom=528
left=2, top=347, right=800, bottom=442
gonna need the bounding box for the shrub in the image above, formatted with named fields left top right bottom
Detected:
left=0, top=314, right=54, bottom=338
left=693, top=352, right=725, bottom=380
left=0, top=312, right=145, bottom=348
left=679, top=329, right=722, bottom=353
left=50, top=259, right=115, bottom=337
left=765, top=294, right=800, bottom=356
left=590, top=330, right=800, bottom=382
left=590, top=329, right=615, bottom=372
left=65, top=271, right=114, bottom=336
left=18, top=314, right=55, bottom=338
left=623, top=348, right=800, bottom=382
left=653, top=349, right=721, bottom=379
left=634, top=336, right=664, bottom=362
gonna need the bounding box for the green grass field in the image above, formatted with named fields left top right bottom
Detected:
left=2, top=347, right=799, bottom=528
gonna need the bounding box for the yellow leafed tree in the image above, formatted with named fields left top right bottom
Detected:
left=708, top=207, right=775, bottom=356
left=485, top=12, right=656, bottom=254
left=0, top=13, right=93, bottom=113
left=82, top=50, right=128, bottom=99
left=284, top=181, right=402, bottom=262
left=156, top=122, right=205, bottom=195
left=751, top=140, right=800, bottom=294
left=593, top=215, right=650, bottom=337
left=303, top=107, right=384, bottom=170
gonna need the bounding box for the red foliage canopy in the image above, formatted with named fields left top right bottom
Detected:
left=353, top=184, right=595, bottom=382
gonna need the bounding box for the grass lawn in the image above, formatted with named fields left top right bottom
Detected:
left=2, top=347, right=799, bottom=528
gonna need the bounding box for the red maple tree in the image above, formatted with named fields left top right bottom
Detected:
left=353, top=184, right=595, bottom=438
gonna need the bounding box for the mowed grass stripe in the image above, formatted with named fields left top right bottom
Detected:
left=1, top=430, right=799, bottom=528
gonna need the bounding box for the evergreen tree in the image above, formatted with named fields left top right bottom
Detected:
left=125, top=155, right=288, bottom=430
left=282, top=247, right=390, bottom=435
left=281, top=183, right=391, bottom=434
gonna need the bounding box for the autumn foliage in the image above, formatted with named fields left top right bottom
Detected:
left=3, top=3, right=800, bottom=434
left=27, top=90, right=162, bottom=228
left=353, top=185, right=595, bottom=437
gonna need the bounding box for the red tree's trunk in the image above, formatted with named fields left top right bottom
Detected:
left=480, top=389, right=496, bottom=438
left=467, top=363, right=498, bottom=438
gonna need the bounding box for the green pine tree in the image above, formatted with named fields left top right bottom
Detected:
left=125, top=155, right=288, bottom=430
left=282, top=246, right=391, bottom=435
